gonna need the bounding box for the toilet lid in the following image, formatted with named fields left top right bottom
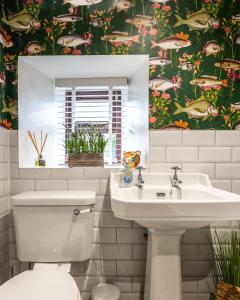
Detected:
left=0, top=270, right=81, bottom=300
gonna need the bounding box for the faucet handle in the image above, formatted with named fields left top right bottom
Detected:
left=171, top=166, right=182, bottom=172
left=171, top=166, right=182, bottom=181
left=137, top=165, right=145, bottom=171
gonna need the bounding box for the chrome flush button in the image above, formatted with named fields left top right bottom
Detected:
left=156, top=192, right=166, bottom=198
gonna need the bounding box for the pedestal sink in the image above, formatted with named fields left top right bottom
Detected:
left=110, top=172, right=240, bottom=300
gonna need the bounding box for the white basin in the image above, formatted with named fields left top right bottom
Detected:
left=111, top=173, right=240, bottom=230
left=110, top=172, right=240, bottom=300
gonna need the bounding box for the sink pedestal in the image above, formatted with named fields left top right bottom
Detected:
left=144, top=229, right=185, bottom=300
left=111, top=172, right=240, bottom=299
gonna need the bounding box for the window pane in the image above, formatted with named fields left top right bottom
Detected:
left=55, top=85, right=128, bottom=166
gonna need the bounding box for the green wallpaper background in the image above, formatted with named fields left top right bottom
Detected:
left=0, top=0, right=240, bottom=130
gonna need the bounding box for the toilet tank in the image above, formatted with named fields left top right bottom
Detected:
left=12, top=191, right=96, bottom=262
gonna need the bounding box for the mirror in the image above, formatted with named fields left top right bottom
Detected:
left=18, top=55, right=149, bottom=168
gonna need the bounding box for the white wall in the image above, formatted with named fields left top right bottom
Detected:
left=0, top=128, right=10, bottom=216
left=0, top=128, right=10, bottom=284
left=149, top=130, right=240, bottom=193
left=8, top=129, right=240, bottom=300
left=128, top=60, right=149, bottom=167
left=18, top=59, right=56, bottom=168
left=18, top=55, right=149, bottom=168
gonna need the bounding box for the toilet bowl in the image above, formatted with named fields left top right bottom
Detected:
left=0, top=191, right=96, bottom=300
left=0, top=270, right=81, bottom=300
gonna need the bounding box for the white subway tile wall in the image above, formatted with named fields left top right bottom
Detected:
left=5, top=130, right=240, bottom=300
left=0, top=128, right=10, bottom=284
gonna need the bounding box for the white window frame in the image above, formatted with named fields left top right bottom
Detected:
left=55, top=79, right=128, bottom=167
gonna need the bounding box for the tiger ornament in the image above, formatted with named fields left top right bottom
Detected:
left=122, top=151, right=141, bottom=169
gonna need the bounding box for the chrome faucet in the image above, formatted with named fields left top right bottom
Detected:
left=170, top=166, right=182, bottom=199
left=136, top=166, right=145, bottom=189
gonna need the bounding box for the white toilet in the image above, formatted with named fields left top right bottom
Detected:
left=0, top=190, right=96, bottom=300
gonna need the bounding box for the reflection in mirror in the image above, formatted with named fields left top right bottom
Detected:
left=18, top=55, right=149, bottom=168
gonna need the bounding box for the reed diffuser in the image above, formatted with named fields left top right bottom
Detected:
left=27, top=130, right=48, bottom=167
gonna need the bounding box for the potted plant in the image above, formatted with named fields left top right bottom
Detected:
left=210, top=227, right=240, bottom=300
left=65, top=124, right=108, bottom=167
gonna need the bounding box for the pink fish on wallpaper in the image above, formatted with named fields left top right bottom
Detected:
left=57, top=35, right=91, bottom=47
left=113, top=0, right=135, bottom=12
left=149, top=76, right=182, bottom=92
left=125, top=15, right=157, bottom=27
left=0, top=29, right=13, bottom=48
left=53, top=14, right=82, bottom=22
left=0, top=72, right=6, bottom=87
left=150, top=0, right=170, bottom=3
left=149, top=57, right=171, bottom=66
left=63, top=0, right=103, bottom=6
left=25, top=41, right=45, bottom=55
left=203, top=40, right=223, bottom=56
left=151, top=36, right=191, bottom=50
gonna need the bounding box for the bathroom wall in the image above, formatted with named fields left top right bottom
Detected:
left=9, top=129, right=240, bottom=300
left=0, top=128, right=10, bottom=285
left=1, top=0, right=240, bottom=299
left=1, top=0, right=240, bottom=130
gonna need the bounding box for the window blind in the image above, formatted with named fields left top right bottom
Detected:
left=55, top=85, right=128, bottom=166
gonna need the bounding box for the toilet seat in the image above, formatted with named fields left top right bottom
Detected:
left=0, top=270, right=81, bottom=300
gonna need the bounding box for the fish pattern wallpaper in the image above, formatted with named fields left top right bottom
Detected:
left=0, top=0, right=240, bottom=130
left=0, top=46, right=4, bottom=128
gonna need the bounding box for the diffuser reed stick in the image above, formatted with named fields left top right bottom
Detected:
left=27, top=130, right=39, bottom=154
left=40, top=133, right=48, bottom=155
left=27, top=130, right=48, bottom=166
left=40, top=130, right=42, bottom=154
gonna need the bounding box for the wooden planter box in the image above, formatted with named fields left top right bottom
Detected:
left=68, top=153, right=104, bottom=167
left=216, top=282, right=240, bottom=300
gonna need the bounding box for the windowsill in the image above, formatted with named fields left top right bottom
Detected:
left=19, top=164, right=124, bottom=169
left=18, top=164, right=149, bottom=170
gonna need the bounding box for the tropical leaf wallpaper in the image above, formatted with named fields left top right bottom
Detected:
left=0, top=0, right=240, bottom=130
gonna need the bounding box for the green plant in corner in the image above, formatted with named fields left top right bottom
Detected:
left=210, top=228, right=240, bottom=289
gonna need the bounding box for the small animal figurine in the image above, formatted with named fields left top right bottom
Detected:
left=122, top=151, right=141, bottom=169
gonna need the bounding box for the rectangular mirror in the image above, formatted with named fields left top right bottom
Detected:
left=18, top=55, right=149, bottom=168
